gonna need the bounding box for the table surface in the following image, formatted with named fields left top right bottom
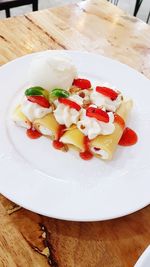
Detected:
left=0, top=0, right=150, bottom=266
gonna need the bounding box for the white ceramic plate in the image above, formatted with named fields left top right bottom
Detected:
left=135, top=246, right=150, bottom=267
left=0, top=50, right=150, bottom=221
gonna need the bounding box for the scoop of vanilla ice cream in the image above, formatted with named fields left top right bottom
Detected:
left=28, top=54, right=77, bottom=91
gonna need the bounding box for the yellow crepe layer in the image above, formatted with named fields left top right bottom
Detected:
left=60, top=100, right=133, bottom=160
left=33, top=113, right=59, bottom=138
left=12, top=105, right=31, bottom=129
left=60, top=125, right=84, bottom=151
left=91, top=100, right=133, bottom=160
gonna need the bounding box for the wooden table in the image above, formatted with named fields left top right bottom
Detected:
left=0, top=0, right=150, bottom=266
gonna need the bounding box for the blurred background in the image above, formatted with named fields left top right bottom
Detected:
left=0, top=0, right=149, bottom=23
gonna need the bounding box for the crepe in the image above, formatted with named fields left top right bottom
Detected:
left=12, top=105, right=31, bottom=129
left=60, top=125, right=84, bottom=151
left=60, top=100, right=133, bottom=160
left=91, top=100, right=133, bottom=160
left=33, top=113, right=59, bottom=138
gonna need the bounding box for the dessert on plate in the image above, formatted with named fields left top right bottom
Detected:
left=12, top=53, right=138, bottom=160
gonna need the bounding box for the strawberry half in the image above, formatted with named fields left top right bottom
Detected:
left=119, top=127, right=138, bottom=146
left=58, top=98, right=81, bottom=111
left=73, top=78, right=91, bottom=89
left=96, top=86, right=119, bottom=100
left=86, top=107, right=109, bottom=123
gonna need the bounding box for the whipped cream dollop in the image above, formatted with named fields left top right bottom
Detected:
left=77, top=108, right=115, bottom=140
left=69, top=94, right=84, bottom=106
left=54, top=103, right=80, bottom=128
left=90, top=83, right=122, bottom=112
left=21, top=97, right=52, bottom=122
left=28, top=54, right=77, bottom=91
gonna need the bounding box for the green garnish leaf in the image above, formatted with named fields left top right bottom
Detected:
left=25, top=86, right=49, bottom=99
left=50, top=88, right=69, bottom=99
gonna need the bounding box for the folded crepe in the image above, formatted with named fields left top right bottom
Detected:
left=60, top=100, right=133, bottom=160
left=91, top=100, right=133, bottom=160
left=33, top=113, right=59, bottom=139
left=12, top=105, right=31, bottom=129
left=60, top=125, right=84, bottom=151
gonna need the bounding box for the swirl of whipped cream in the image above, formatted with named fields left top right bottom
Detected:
left=90, top=82, right=122, bottom=112
left=21, top=97, right=52, bottom=122
left=77, top=108, right=115, bottom=140
left=54, top=104, right=80, bottom=128
left=54, top=94, right=82, bottom=127
left=69, top=94, right=84, bottom=106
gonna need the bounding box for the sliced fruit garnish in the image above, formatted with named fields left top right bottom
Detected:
left=86, top=107, right=109, bottom=123
left=58, top=98, right=81, bottom=111
left=119, top=127, right=138, bottom=146
left=73, top=78, right=91, bottom=89
left=96, top=86, right=119, bottom=100
left=27, top=96, right=50, bottom=108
